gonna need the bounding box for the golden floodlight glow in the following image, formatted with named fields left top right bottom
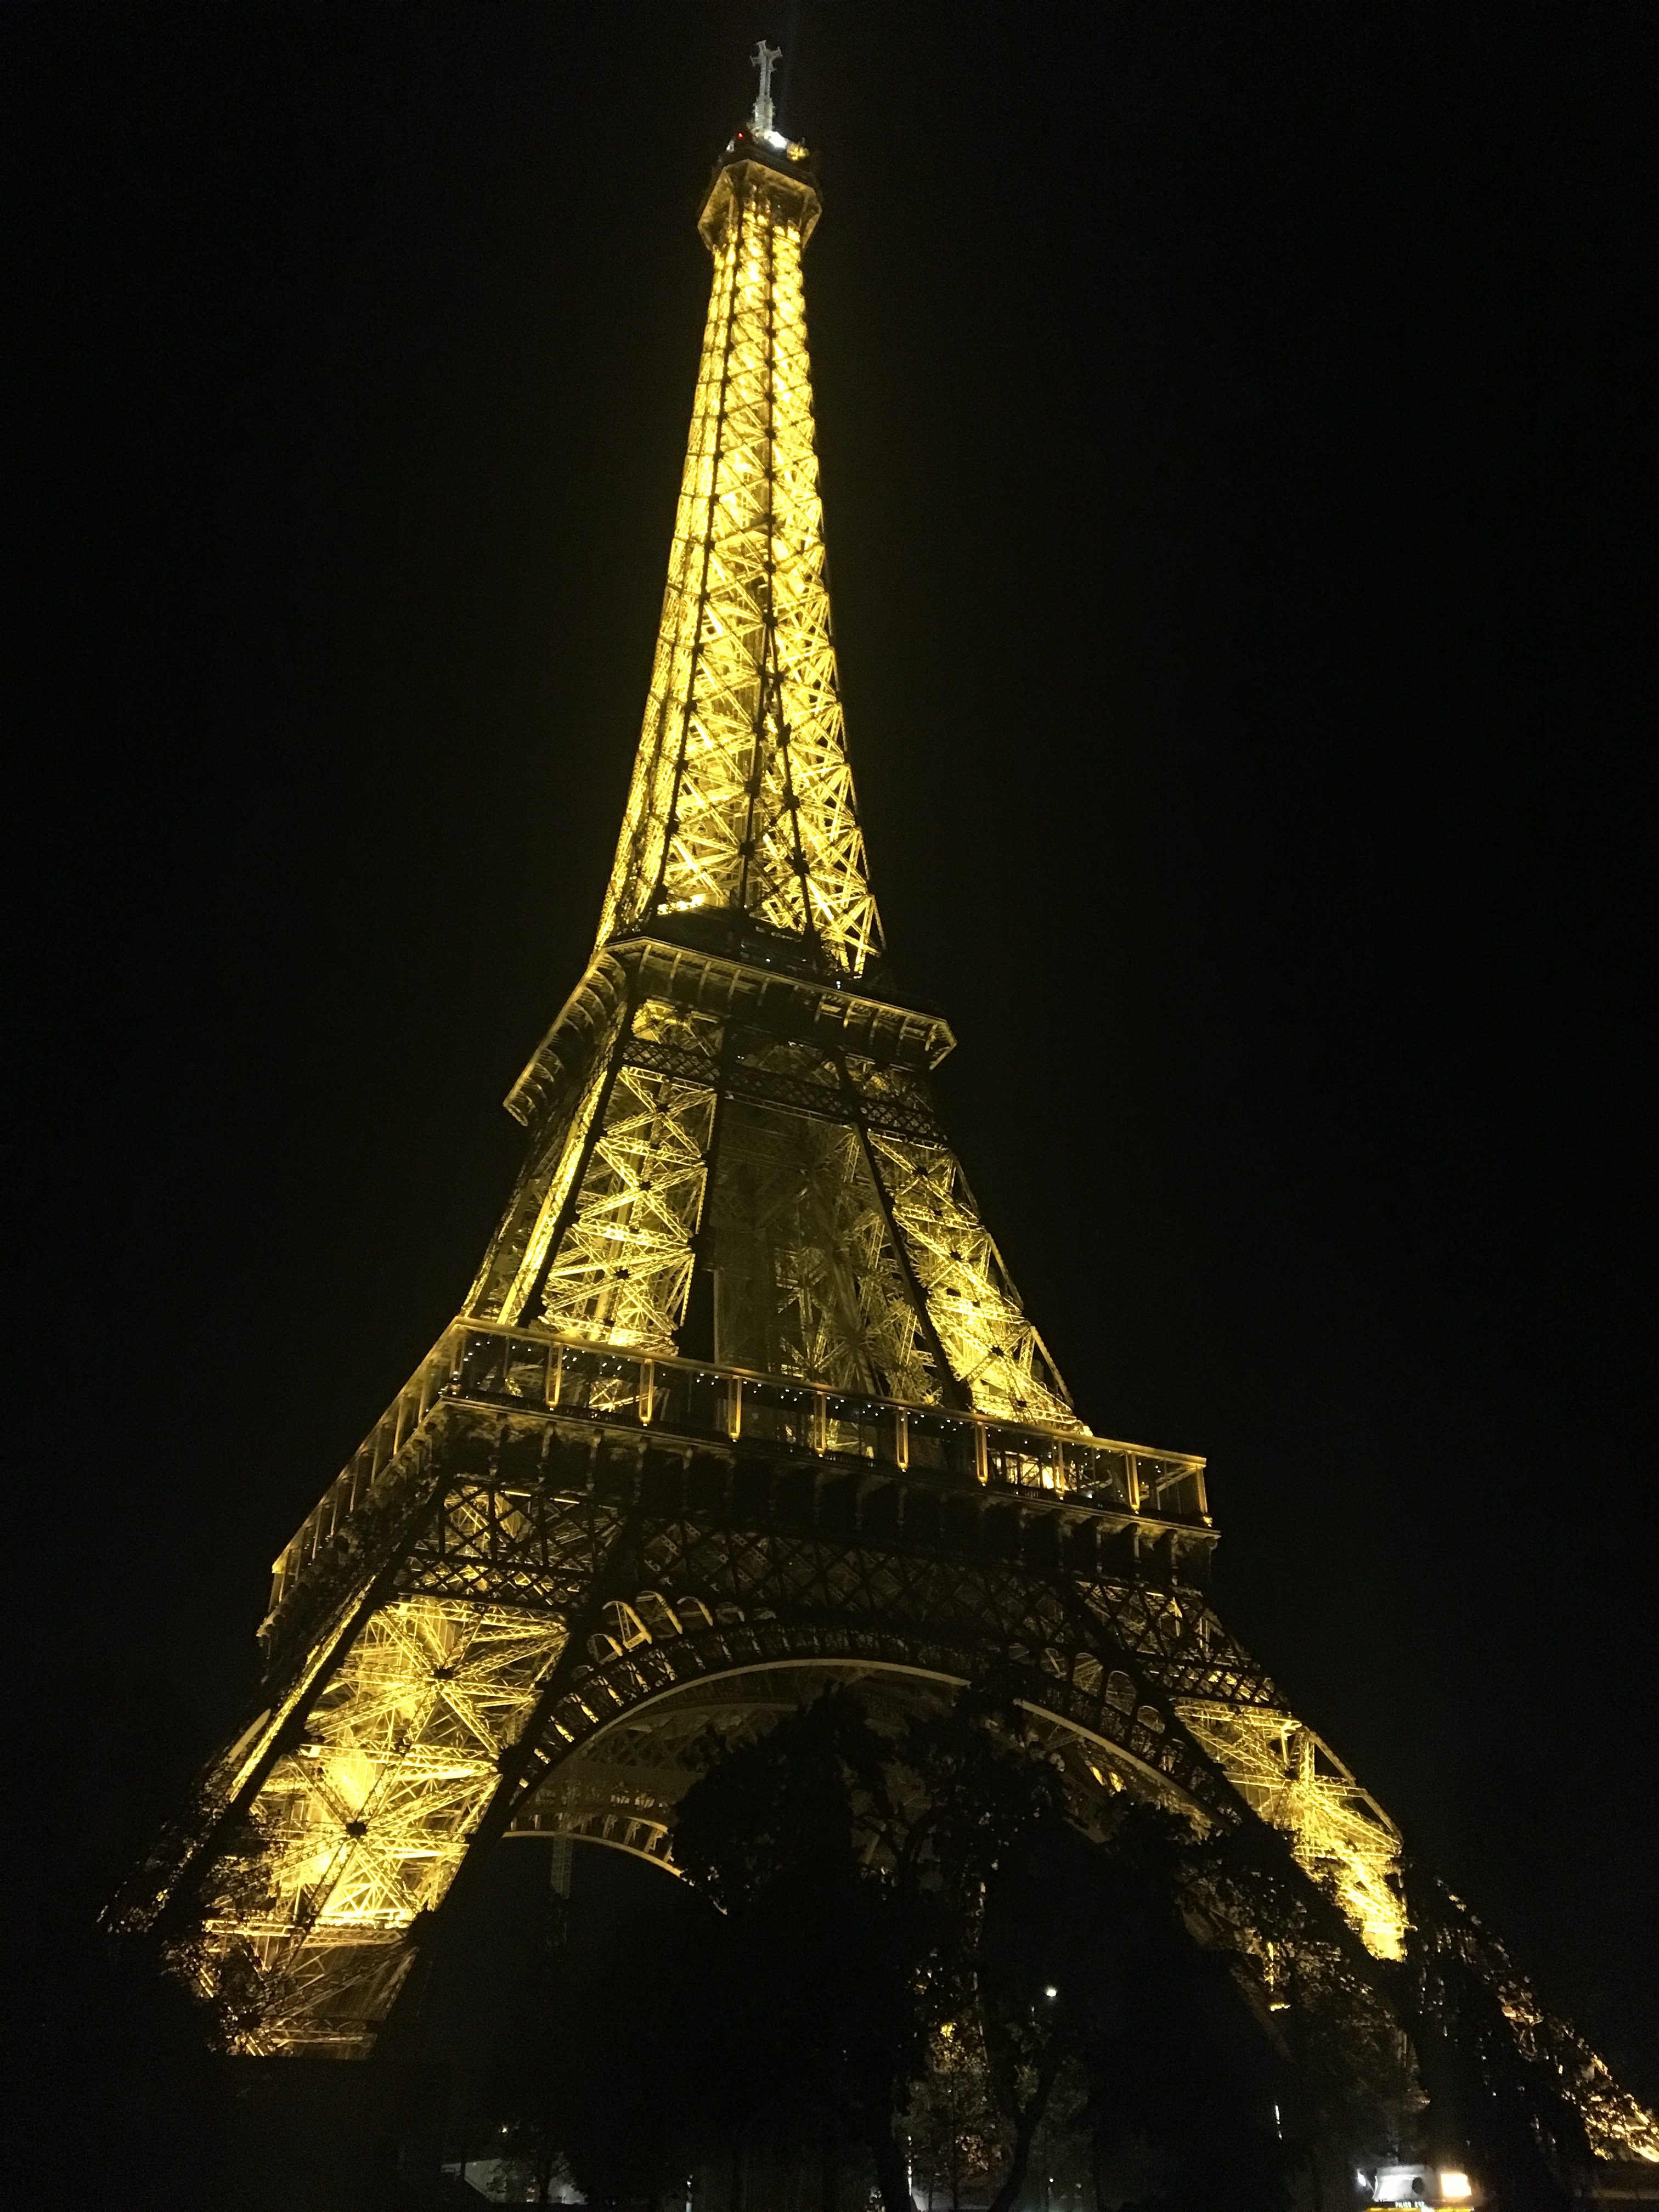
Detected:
left=1178, top=1702, right=1407, bottom=1961
left=460, top=145, right=1081, bottom=1412
left=113, top=89, right=1659, bottom=2165
left=596, top=156, right=882, bottom=977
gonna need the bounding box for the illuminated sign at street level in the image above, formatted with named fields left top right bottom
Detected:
left=1363, top=2170, right=1474, bottom=2208
left=108, top=61, right=1659, bottom=2166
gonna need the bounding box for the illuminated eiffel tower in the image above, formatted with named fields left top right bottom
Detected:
left=123, top=61, right=1658, bottom=2164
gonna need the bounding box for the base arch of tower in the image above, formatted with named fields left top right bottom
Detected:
left=507, top=1640, right=1212, bottom=1876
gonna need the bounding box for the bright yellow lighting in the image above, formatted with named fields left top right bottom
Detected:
left=1440, top=2175, right=1472, bottom=2201
left=596, top=155, right=883, bottom=979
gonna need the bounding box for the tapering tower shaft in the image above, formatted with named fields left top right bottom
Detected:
left=599, top=148, right=881, bottom=975
left=461, top=133, right=1076, bottom=1426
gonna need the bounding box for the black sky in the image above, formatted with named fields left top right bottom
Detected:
left=11, top=2, right=1656, bottom=2099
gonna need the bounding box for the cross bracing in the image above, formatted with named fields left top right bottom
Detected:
left=463, top=929, right=1081, bottom=1423
left=134, top=1351, right=1332, bottom=2053
left=597, top=155, right=881, bottom=977
left=1177, top=1700, right=1407, bottom=1963
left=184, top=1599, right=568, bottom=2053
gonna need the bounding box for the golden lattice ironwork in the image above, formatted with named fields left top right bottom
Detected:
left=1177, top=1700, right=1407, bottom=1961
left=867, top=1132, right=1075, bottom=1426
left=191, top=1599, right=567, bottom=2055
left=537, top=1000, right=722, bottom=1351
left=706, top=1095, right=940, bottom=1401
left=114, top=105, right=1659, bottom=2171
left=597, top=151, right=881, bottom=977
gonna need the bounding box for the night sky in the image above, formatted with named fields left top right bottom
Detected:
left=13, top=3, right=1656, bottom=2102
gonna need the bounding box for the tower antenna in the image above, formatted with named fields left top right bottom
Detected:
left=749, top=38, right=782, bottom=138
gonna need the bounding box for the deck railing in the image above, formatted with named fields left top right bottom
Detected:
left=268, top=1318, right=1210, bottom=1614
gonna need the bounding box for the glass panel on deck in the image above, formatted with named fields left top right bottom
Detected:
left=904, top=1410, right=979, bottom=1480
left=825, top=1393, right=882, bottom=1461
left=742, top=1380, right=817, bottom=1452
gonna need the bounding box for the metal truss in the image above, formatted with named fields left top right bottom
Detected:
left=868, top=1132, right=1075, bottom=1426
left=502, top=995, right=721, bottom=1355
left=596, top=153, right=882, bottom=977
left=514, top=1547, right=1243, bottom=1839
left=1419, top=1886, right=1659, bottom=2165
left=186, top=1596, right=569, bottom=2053
left=141, top=1320, right=1650, bottom=2145
left=498, top=1041, right=618, bottom=1327
left=467, top=928, right=1079, bottom=1425
left=254, top=1321, right=1214, bottom=1665
left=706, top=1097, right=940, bottom=1402
left=1176, top=1701, right=1407, bottom=1962
left=134, top=1372, right=1227, bottom=2053
left=511, top=1658, right=1180, bottom=1875
left=537, top=1050, right=718, bottom=1351
left=1076, top=1582, right=1284, bottom=1709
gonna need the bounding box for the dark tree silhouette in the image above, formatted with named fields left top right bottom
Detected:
left=480, top=1692, right=1595, bottom=2212
left=1008, top=1808, right=1295, bottom=2212
left=675, top=1689, right=1302, bottom=2212
left=1406, top=1872, right=1595, bottom=2212
left=674, top=1688, right=939, bottom=2212
left=481, top=1850, right=740, bottom=2210
left=1191, top=1821, right=1423, bottom=2208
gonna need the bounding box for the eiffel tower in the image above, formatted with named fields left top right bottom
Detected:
left=124, top=62, right=1658, bottom=2166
